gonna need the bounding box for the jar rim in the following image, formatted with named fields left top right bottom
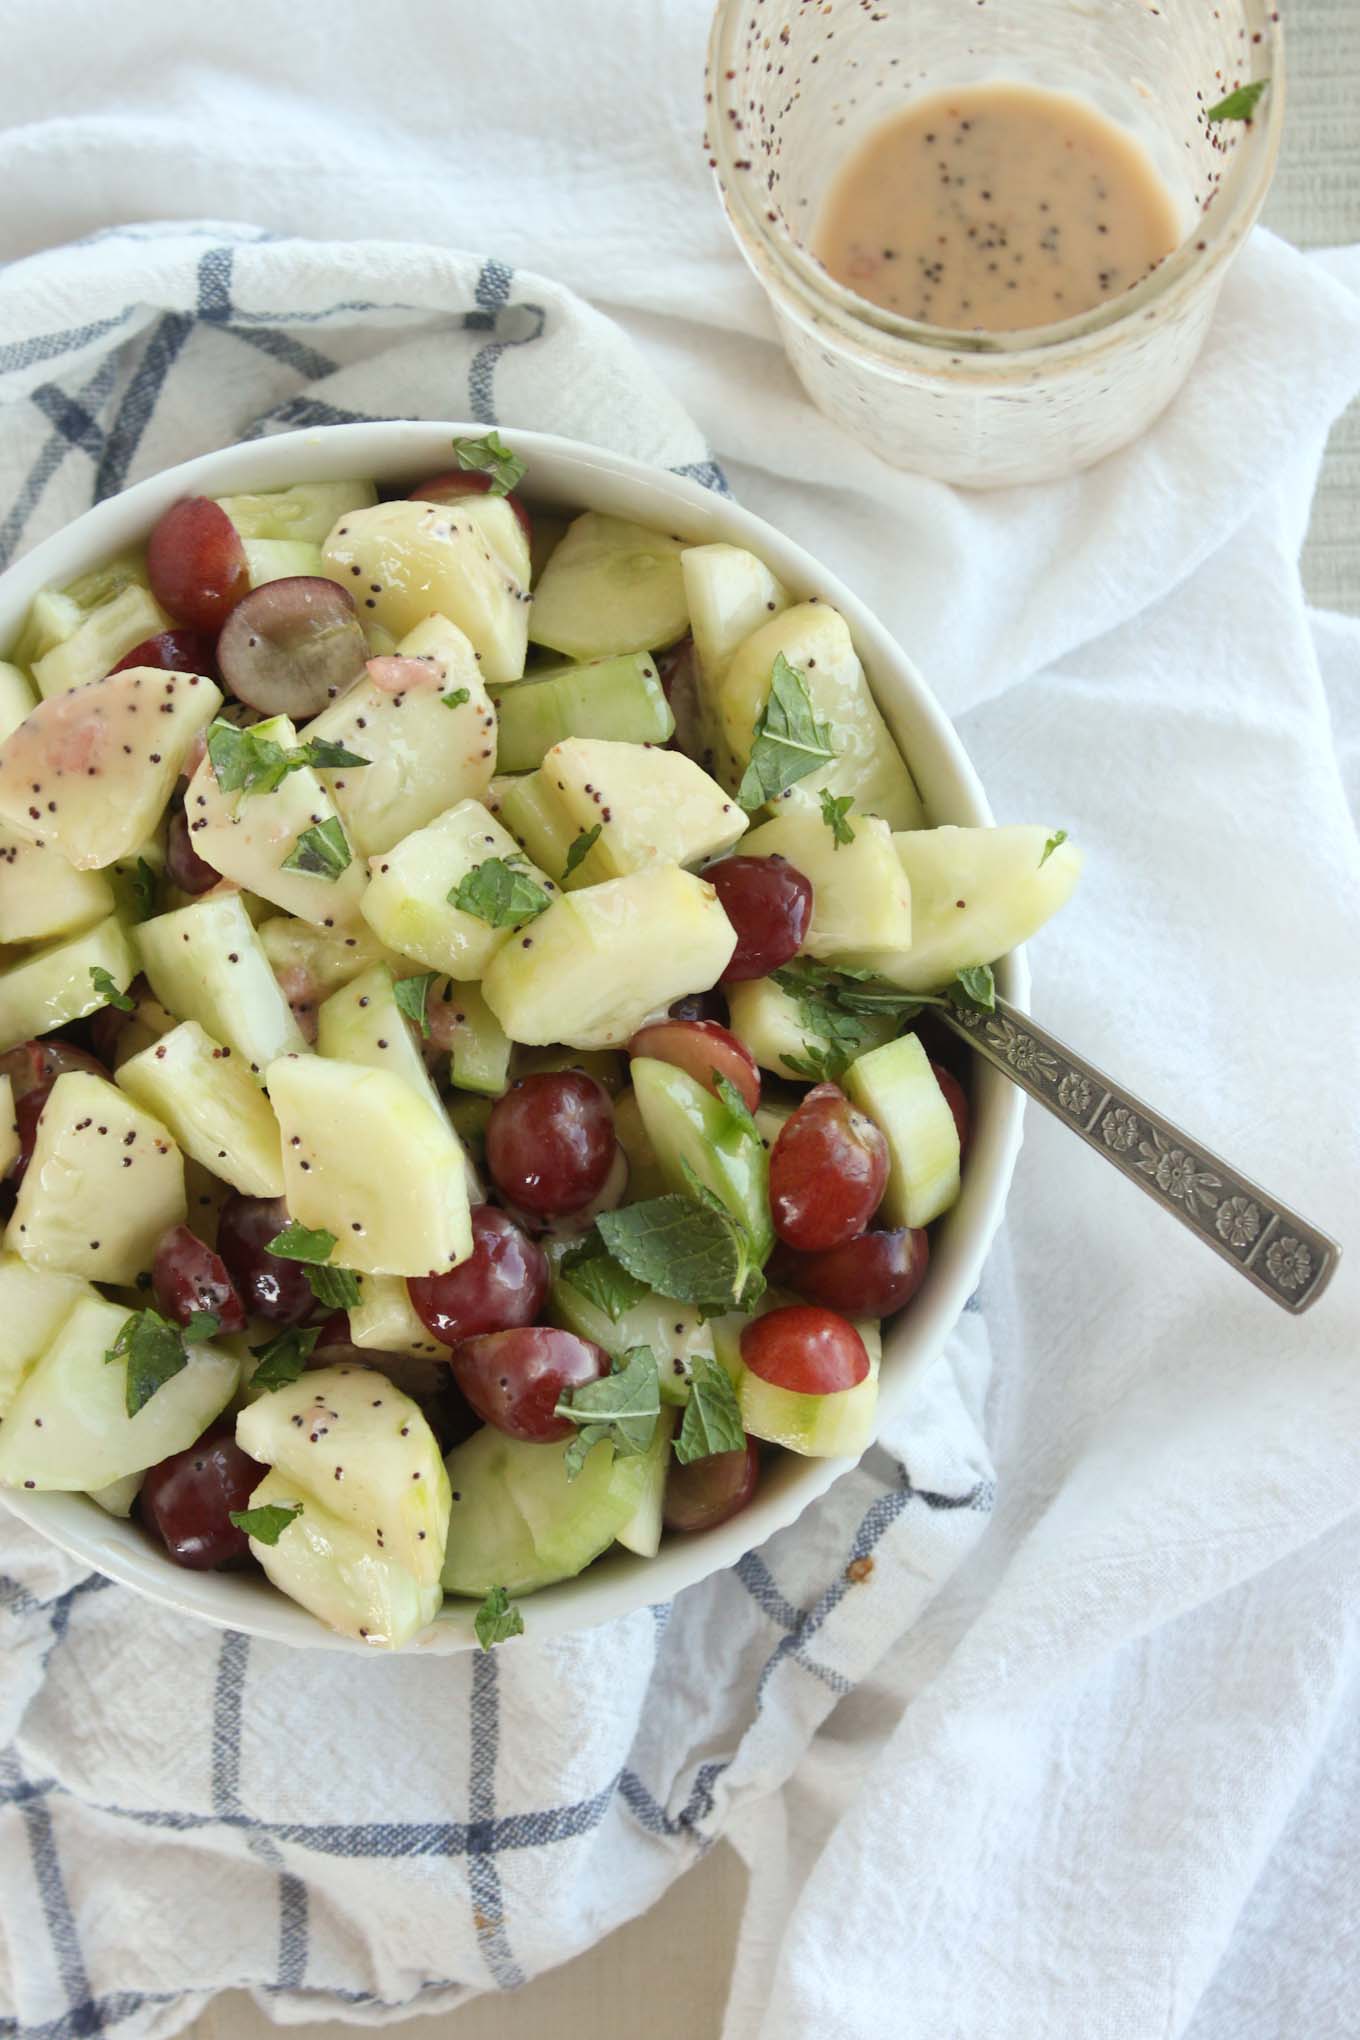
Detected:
left=706, top=4, right=1286, bottom=364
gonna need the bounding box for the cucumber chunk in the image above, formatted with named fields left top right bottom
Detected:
left=482, top=864, right=737, bottom=1051
left=441, top=1424, right=660, bottom=1597
left=138, top=893, right=308, bottom=1079
left=434, top=980, right=512, bottom=1097
left=0, top=667, right=222, bottom=869
left=360, top=798, right=556, bottom=980
left=320, top=498, right=530, bottom=684
left=725, top=974, right=896, bottom=1083
left=0, top=1294, right=238, bottom=1492
left=317, top=964, right=442, bottom=1112
left=267, top=1054, right=472, bottom=1277
left=11, top=1069, right=186, bottom=1284
left=0, top=1251, right=90, bottom=1420
left=0, top=661, right=37, bottom=743
left=630, top=1055, right=774, bottom=1262
left=495, top=770, right=576, bottom=880
left=0, top=829, right=115, bottom=946
left=493, top=653, right=672, bottom=773
left=0, top=915, right=136, bottom=1053
left=720, top=602, right=925, bottom=828
left=543, top=737, right=747, bottom=889
left=610, top=1405, right=674, bottom=1558
left=738, top=1320, right=881, bottom=1458
left=529, top=514, right=689, bottom=661
left=236, top=1363, right=450, bottom=1586
left=845, top=1033, right=960, bottom=1227
left=242, top=1466, right=441, bottom=1649
left=217, top=480, right=377, bottom=545
left=885, top=824, right=1083, bottom=991
left=31, top=586, right=172, bottom=698
left=742, top=808, right=912, bottom=970
left=116, top=1019, right=285, bottom=1197
left=242, top=539, right=324, bottom=588
left=305, top=613, right=498, bottom=857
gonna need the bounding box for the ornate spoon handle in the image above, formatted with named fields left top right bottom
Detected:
left=940, top=996, right=1341, bottom=1314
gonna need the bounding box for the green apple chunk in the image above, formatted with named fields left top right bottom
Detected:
left=241, top=1467, right=442, bottom=1649
left=0, top=828, right=114, bottom=945
left=630, top=1055, right=774, bottom=1262
left=266, top=1053, right=472, bottom=1277
left=738, top=1320, right=881, bottom=1458
left=482, top=864, right=737, bottom=1050
left=885, top=825, right=1083, bottom=991
left=0, top=667, right=222, bottom=865
left=0, top=1251, right=91, bottom=1420
left=11, top=1070, right=186, bottom=1284
left=720, top=603, right=924, bottom=829
left=258, top=913, right=406, bottom=1005
left=32, top=586, right=172, bottom=698
left=0, top=1295, right=238, bottom=1492
left=348, top=1275, right=446, bottom=1362
left=725, top=974, right=896, bottom=1082
left=186, top=713, right=366, bottom=927
left=138, top=892, right=308, bottom=1079
left=236, top=1363, right=450, bottom=1586
left=0, top=915, right=135, bottom=1054
left=320, top=498, right=529, bottom=683
left=305, top=613, right=498, bottom=856
left=742, top=808, right=912, bottom=970
left=243, top=540, right=323, bottom=587
left=844, top=1033, right=960, bottom=1227
left=216, top=479, right=378, bottom=544
left=116, top=1020, right=285, bottom=1197
left=542, top=737, right=747, bottom=888
left=317, top=964, right=443, bottom=1111
left=87, top=1471, right=144, bottom=1518
left=681, top=542, right=791, bottom=782
left=360, top=799, right=556, bottom=979
left=528, top=512, right=690, bottom=661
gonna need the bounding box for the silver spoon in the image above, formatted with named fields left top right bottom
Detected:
left=939, top=995, right=1341, bottom=1314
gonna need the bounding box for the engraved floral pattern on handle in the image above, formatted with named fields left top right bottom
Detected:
left=938, top=994, right=1339, bottom=1314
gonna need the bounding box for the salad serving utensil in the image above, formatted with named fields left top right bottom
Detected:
left=940, top=996, right=1339, bottom=1314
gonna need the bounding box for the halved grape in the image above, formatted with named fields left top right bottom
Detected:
left=216, top=577, right=368, bottom=719
left=450, top=1325, right=608, bottom=1442
left=146, top=497, right=250, bottom=632
left=664, top=1439, right=760, bottom=1533
left=408, top=1206, right=549, bottom=1348
left=769, top=1082, right=888, bottom=1252
left=627, top=1018, right=760, bottom=1115
left=408, top=471, right=532, bottom=541
left=740, top=1304, right=869, bottom=1395
left=111, top=628, right=219, bottom=680
left=706, top=855, right=813, bottom=983
left=140, top=1422, right=267, bottom=1569
left=768, top=1227, right=929, bottom=1319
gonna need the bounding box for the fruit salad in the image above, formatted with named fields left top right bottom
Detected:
left=0, top=434, right=1081, bottom=1650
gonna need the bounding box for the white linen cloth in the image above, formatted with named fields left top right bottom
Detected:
left=0, top=6, right=1358, bottom=2036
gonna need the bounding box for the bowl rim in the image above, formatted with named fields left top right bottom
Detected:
left=0, top=420, right=1027, bottom=1653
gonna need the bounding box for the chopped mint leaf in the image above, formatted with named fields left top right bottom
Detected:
left=300, top=737, right=370, bottom=771
left=229, top=1501, right=302, bottom=1545
left=394, top=970, right=439, bottom=1038
left=282, top=817, right=352, bottom=881
left=738, top=1264, right=767, bottom=1312
left=819, top=788, right=856, bottom=848
left=771, top=960, right=900, bottom=1082
left=266, top=1220, right=337, bottom=1264
left=713, top=1073, right=759, bottom=1143
left=559, top=1229, right=650, bottom=1321
left=563, top=823, right=602, bottom=879
left=441, top=687, right=471, bottom=710
left=130, top=856, right=159, bottom=922
left=737, top=653, right=837, bottom=812
left=450, top=857, right=552, bottom=929
left=1039, top=829, right=1068, bottom=868
left=1206, top=79, right=1268, bottom=121
left=598, top=1195, right=753, bottom=1315
left=474, top=1584, right=525, bottom=1649
left=555, top=1346, right=660, bottom=1478
left=88, top=965, right=133, bottom=1013
left=306, top=1264, right=362, bottom=1310
left=184, top=1310, right=222, bottom=1343
left=103, top=1309, right=187, bottom=1417
left=208, top=719, right=368, bottom=799
left=950, top=964, right=996, bottom=1014
left=674, top=1352, right=746, bottom=1466
left=249, top=1325, right=320, bottom=1391
left=452, top=430, right=527, bottom=497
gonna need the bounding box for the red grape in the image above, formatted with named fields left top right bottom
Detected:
left=152, top=1224, right=246, bottom=1334
left=216, top=577, right=368, bottom=719
left=930, top=1061, right=970, bottom=1152
left=408, top=470, right=533, bottom=541
left=664, top=1439, right=760, bottom=1533
left=140, top=1422, right=267, bottom=1569
left=705, top=855, right=813, bottom=983
left=111, top=629, right=218, bottom=680
left=409, top=1206, right=548, bottom=1348
left=146, top=497, right=250, bottom=632
left=627, top=1018, right=760, bottom=1115
left=216, top=1193, right=315, bottom=1324
left=740, top=1305, right=869, bottom=1395
left=769, top=1082, right=888, bottom=1252
left=485, top=1072, right=617, bottom=1217
left=450, top=1325, right=608, bottom=1442
left=166, top=805, right=220, bottom=894
left=768, top=1227, right=929, bottom=1319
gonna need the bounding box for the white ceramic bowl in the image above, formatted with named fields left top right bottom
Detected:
left=0, top=422, right=1026, bottom=1651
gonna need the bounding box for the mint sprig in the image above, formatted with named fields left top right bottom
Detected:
left=674, top=1353, right=746, bottom=1466
left=819, top=789, right=856, bottom=848
left=598, top=1195, right=756, bottom=1315
left=394, top=971, right=439, bottom=1038
left=207, top=720, right=369, bottom=800
left=103, top=1309, right=187, bottom=1417
left=558, top=1229, right=650, bottom=1322
left=184, top=1310, right=222, bottom=1343
left=554, top=1346, right=661, bottom=1479
left=450, top=857, right=552, bottom=928
left=737, top=653, right=837, bottom=812
left=130, top=856, right=159, bottom=921
left=306, top=1264, right=362, bottom=1311
left=452, top=430, right=527, bottom=497
left=474, top=1585, right=525, bottom=1649
left=250, top=1325, right=320, bottom=1392
left=230, top=1501, right=302, bottom=1545
left=267, top=1220, right=337, bottom=1264
left=282, top=817, right=352, bottom=881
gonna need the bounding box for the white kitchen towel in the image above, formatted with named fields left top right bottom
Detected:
left=0, top=225, right=1000, bottom=2035
left=0, top=4, right=1357, bottom=2033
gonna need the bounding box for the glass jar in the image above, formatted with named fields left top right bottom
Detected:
left=706, top=0, right=1284, bottom=487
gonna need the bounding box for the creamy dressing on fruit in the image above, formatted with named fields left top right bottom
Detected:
left=812, top=83, right=1181, bottom=332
